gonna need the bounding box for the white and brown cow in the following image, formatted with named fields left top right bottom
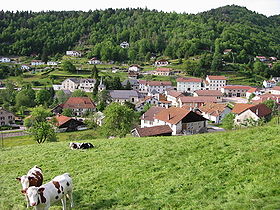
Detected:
left=16, top=165, right=43, bottom=207
left=26, top=173, right=73, bottom=210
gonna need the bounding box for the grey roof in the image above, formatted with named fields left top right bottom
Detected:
left=121, top=79, right=139, bottom=86
left=110, top=90, right=140, bottom=99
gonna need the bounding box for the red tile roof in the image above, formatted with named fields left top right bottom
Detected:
left=141, top=106, right=166, bottom=121
left=156, top=68, right=172, bottom=72
left=147, top=81, right=172, bottom=86
left=247, top=88, right=259, bottom=93
left=134, top=125, right=172, bottom=137
left=232, top=103, right=254, bottom=114
left=199, top=103, right=230, bottom=117
left=271, top=86, right=280, bottom=91
left=54, top=115, right=72, bottom=127
left=179, top=96, right=217, bottom=103
left=194, top=90, right=222, bottom=97
left=247, top=103, right=272, bottom=117
left=207, top=75, right=227, bottom=80
left=176, top=77, right=202, bottom=83
left=63, top=97, right=96, bottom=109
left=155, top=107, right=190, bottom=124
left=223, top=85, right=251, bottom=90
left=166, top=90, right=183, bottom=98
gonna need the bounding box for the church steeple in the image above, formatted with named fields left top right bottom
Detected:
left=98, top=77, right=106, bottom=91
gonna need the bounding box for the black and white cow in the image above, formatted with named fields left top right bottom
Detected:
left=16, top=166, right=43, bottom=207
left=69, top=142, right=94, bottom=150
left=26, top=173, right=73, bottom=210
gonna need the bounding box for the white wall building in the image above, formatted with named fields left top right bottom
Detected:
left=31, top=60, right=45, bottom=66
left=0, top=57, right=11, bottom=63
left=176, top=77, right=203, bottom=93
left=62, top=78, right=96, bottom=92
left=66, top=51, right=82, bottom=57
left=204, top=75, right=227, bottom=90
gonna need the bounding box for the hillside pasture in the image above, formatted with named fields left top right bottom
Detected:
left=0, top=126, right=279, bottom=209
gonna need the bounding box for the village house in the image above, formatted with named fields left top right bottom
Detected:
left=199, top=103, right=232, bottom=124
left=140, top=106, right=166, bottom=128
left=131, top=125, right=172, bottom=137
left=54, top=97, right=96, bottom=116
left=66, top=51, right=82, bottom=57
left=128, top=71, right=139, bottom=79
left=31, top=60, right=45, bottom=66
left=54, top=115, right=85, bottom=132
left=121, top=79, right=139, bottom=91
left=153, top=107, right=207, bottom=135
left=155, top=59, right=169, bottom=66
left=269, top=57, right=278, bottom=62
left=177, top=96, right=217, bottom=108
left=263, top=79, right=277, bottom=88
left=120, top=41, right=129, bottom=48
left=165, top=90, right=184, bottom=106
left=204, top=75, right=227, bottom=90
left=270, top=86, right=280, bottom=95
left=21, top=65, right=31, bottom=71
left=232, top=103, right=272, bottom=125
left=88, top=57, right=102, bottom=64
left=109, top=90, right=141, bottom=104
left=251, top=93, right=280, bottom=104
left=0, top=57, right=11, bottom=63
left=139, top=80, right=172, bottom=95
left=128, top=64, right=141, bottom=72
left=61, top=78, right=96, bottom=92
left=176, top=77, right=203, bottom=93
left=246, top=88, right=262, bottom=99
left=194, top=90, right=223, bottom=102
left=223, top=49, right=232, bottom=55
left=221, top=85, right=252, bottom=97
left=154, top=68, right=172, bottom=76
left=47, top=61, right=58, bottom=66
left=255, top=56, right=268, bottom=62
left=0, top=107, right=15, bottom=126
left=135, top=96, right=160, bottom=112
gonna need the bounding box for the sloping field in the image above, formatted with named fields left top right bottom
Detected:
left=0, top=126, right=279, bottom=209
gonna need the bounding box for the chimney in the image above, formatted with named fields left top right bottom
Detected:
left=168, top=113, right=171, bottom=120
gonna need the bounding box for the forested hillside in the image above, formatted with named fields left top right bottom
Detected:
left=0, top=5, right=279, bottom=62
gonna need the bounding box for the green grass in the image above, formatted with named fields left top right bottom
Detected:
left=0, top=125, right=279, bottom=209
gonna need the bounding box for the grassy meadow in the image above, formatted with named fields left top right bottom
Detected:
left=1, top=126, right=280, bottom=209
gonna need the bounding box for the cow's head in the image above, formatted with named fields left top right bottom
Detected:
left=26, top=187, right=45, bottom=206
left=16, top=175, right=35, bottom=193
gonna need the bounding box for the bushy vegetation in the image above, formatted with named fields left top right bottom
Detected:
left=0, top=125, right=279, bottom=209
left=0, top=5, right=279, bottom=63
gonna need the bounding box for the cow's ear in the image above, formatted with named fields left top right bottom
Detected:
left=38, top=188, right=45, bottom=193
left=28, top=176, right=34, bottom=181
left=16, top=177, right=21, bottom=181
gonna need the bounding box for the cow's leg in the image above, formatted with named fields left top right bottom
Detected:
left=25, top=194, right=29, bottom=208
left=61, top=196, right=67, bottom=210
left=68, top=191, right=74, bottom=208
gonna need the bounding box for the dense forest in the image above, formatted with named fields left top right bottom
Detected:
left=0, top=5, right=280, bottom=63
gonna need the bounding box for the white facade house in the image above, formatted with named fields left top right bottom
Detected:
left=140, top=106, right=166, bottom=128
left=155, top=59, right=169, bottom=66
left=31, top=60, right=45, bottom=66
left=165, top=90, right=183, bottom=106
left=88, top=57, right=102, bottom=64
left=0, top=107, right=15, bottom=125
left=221, top=85, right=252, bottom=97
left=270, top=86, right=280, bottom=95
left=109, top=90, right=140, bottom=104
left=66, top=51, right=82, bottom=57
left=62, top=78, right=96, bottom=92
left=128, top=65, right=141, bottom=72
left=204, top=75, right=227, bottom=90
left=120, top=42, right=129, bottom=48
left=176, top=77, right=203, bottom=93
left=21, top=65, right=31, bottom=70
left=263, top=80, right=276, bottom=88
left=0, top=57, right=11, bottom=63
left=199, top=103, right=232, bottom=124
left=47, top=61, right=58, bottom=66
left=139, top=80, right=172, bottom=94
left=153, top=107, right=207, bottom=135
